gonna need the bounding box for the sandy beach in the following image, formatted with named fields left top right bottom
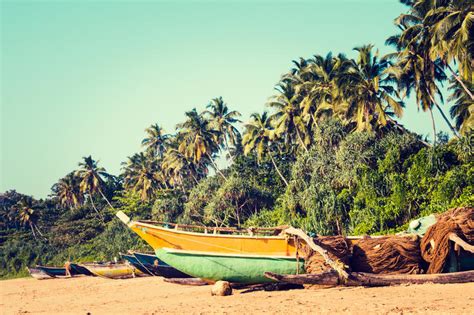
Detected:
left=1, top=276, right=473, bottom=314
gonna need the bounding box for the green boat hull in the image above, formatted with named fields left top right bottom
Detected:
left=155, top=248, right=305, bottom=284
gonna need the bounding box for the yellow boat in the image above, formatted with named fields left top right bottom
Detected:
left=116, top=211, right=297, bottom=257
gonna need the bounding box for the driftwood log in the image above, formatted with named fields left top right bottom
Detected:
left=264, top=270, right=474, bottom=287
left=164, top=278, right=209, bottom=286
left=283, top=227, right=349, bottom=279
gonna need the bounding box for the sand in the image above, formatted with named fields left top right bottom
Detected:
left=1, top=276, right=473, bottom=314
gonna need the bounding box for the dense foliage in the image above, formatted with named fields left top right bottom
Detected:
left=1, top=0, right=473, bottom=278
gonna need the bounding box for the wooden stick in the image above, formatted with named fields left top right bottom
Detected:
left=283, top=227, right=349, bottom=280
left=163, top=278, right=209, bottom=286
left=264, top=270, right=474, bottom=287
left=449, top=233, right=474, bottom=253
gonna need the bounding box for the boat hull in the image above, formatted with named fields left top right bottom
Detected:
left=156, top=248, right=305, bottom=284
left=28, top=267, right=53, bottom=280
left=121, top=252, right=191, bottom=278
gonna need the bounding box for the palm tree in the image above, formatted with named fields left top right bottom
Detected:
left=428, top=0, right=474, bottom=97
left=340, top=45, right=404, bottom=132
left=449, top=79, right=474, bottom=135
left=204, top=97, right=242, bottom=160
left=142, top=124, right=170, bottom=158
left=14, top=197, right=43, bottom=239
left=51, top=172, right=83, bottom=209
left=176, top=109, right=226, bottom=180
left=269, top=82, right=310, bottom=152
left=76, top=156, right=113, bottom=216
left=122, top=152, right=163, bottom=200
left=390, top=5, right=459, bottom=139
left=242, top=112, right=289, bottom=186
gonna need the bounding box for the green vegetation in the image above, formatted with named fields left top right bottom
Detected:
left=1, top=0, right=473, bottom=278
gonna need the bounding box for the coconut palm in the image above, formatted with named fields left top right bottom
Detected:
left=14, top=197, right=43, bottom=239
left=428, top=0, right=474, bottom=97
left=76, top=156, right=113, bottom=216
left=203, top=97, right=242, bottom=160
left=268, top=82, right=310, bottom=152
left=242, top=112, right=289, bottom=186
left=390, top=5, right=459, bottom=139
left=142, top=124, right=170, bottom=158
left=176, top=109, right=225, bottom=180
left=51, top=172, right=83, bottom=209
left=122, top=152, right=164, bottom=200
left=340, top=45, right=404, bottom=132
left=449, top=79, right=474, bottom=135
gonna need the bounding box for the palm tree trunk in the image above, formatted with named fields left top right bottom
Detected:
left=426, top=90, right=460, bottom=138
left=295, top=126, right=309, bottom=153
left=269, top=153, right=289, bottom=187
left=446, top=64, right=473, bottom=100
left=89, top=194, right=104, bottom=221
left=206, top=153, right=227, bottom=181
left=429, top=107, right=437, bottom=144
left=98, top=188, right=115, bottom=210
left=29, top=222, right=37, bottom=239
left=224, top=137, right=235, bottom=162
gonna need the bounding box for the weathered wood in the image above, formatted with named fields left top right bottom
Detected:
left=238, top=282, right=304, bottom=294
left=283, top=227, right=349, bottom=279
left=449, top=233, right=474, bottom=253
left=164, top=278, right=209, bottom=286
left=264, top=270, right=474, bottom=287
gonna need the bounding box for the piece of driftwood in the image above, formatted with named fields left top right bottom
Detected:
left=264, top=270, right=474, bottom=287
left=238, top=282, right=304, bottom=294
left=164, top=278, right=209, bottom=286
left=283, top=227, right=349, bottom=279
left=449, top=233, right=474, bottom=253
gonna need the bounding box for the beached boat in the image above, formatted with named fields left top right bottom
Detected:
left=27, top=267, right=53, bottom=280
left=81, top=262, right=146, bottom=279
left=116, top=211, right=303, bottom=283
left=36, top=266, right=67, bottom=277
left=121, top=252, right=191, bottom=278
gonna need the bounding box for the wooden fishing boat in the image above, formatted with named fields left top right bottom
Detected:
left=27, top=267, right=53, bottom=280
left=122, top=252, right=191, bottom=278
left=116, top=211, right=302, bottom=283
left=36, top=265, right=67, bottom=277
left=156, top=248, right=304, bottom=284
left=80, top=262, right=146, bottom=279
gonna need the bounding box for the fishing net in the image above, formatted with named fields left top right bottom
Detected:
left=296, top=235, right=351, bottom=274
left=420, top=207, right=474, bottom=274
left=351, top=235, right=424, bottom=274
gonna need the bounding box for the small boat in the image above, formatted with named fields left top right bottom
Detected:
left=27, top=267, right=53, bottom=280
left=70, top=263, right=94, bottom=276
left=36, top=266, right=67, bottom=277
left=81, top=262, right=146, bottom=279
left=121, top=252, right=191, bottom=278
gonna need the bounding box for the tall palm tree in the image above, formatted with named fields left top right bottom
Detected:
left=341, top=45, right=404, bottom=132
left=269, top=82, right=310, bottom=152
left=204, top=97, right=242, bottom=160
left=427, top=0, right=474, bottom=97
left=122, top=152, right=163, bottom=200
left=176, top=109, right=225, bottom=180
left=242, top=112, right=289, bottom=186
left=449, top=79, right=474, bottom=135
left=51, top=172, right=83, bottom=209
left=14, top=197, right=43, bottom=239
left=141, top=124, right=170, bottom=158
left=391, top=4, right=459, bottom=139
left=76, top=156, right=113, bottom=216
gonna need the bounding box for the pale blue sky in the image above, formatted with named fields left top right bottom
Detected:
left=1, top=0, right=453, bottom=198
